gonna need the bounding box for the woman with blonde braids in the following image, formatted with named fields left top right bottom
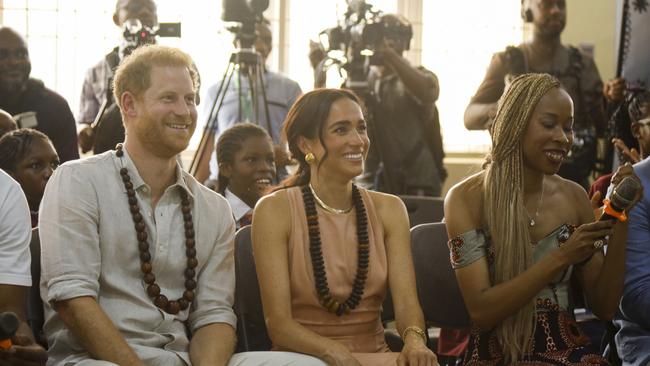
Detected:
left=444, top=73, right=641, bottom=364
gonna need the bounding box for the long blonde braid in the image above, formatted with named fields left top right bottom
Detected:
left=484, top=73, right=561, bottom=363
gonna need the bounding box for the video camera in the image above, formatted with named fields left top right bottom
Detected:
left=121, top=19, right=181, bottom=57
left=317, top=0, right=412, bottom=91
left=222, top=0, right=269, bottom=49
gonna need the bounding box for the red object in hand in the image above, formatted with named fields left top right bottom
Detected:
left=0, top=311, right=19, bottom=349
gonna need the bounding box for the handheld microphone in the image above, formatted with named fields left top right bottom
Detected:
left=601, top=176, right=642, bottom=222
left=0, top=311, right=19, bottom=350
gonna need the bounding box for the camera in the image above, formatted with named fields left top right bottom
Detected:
left=121, top=19, right=181, bottom=56
left=317, top=1, right=412, bottom=92
left=222, top=0, right=269, bottom=49
left=351, top=20, right=412, bottom=52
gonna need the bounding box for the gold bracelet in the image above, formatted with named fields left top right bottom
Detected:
left=401, top=326, right=427, bottom=344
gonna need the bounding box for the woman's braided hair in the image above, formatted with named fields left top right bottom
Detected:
left=484, top=73, right=561, bottom=363
left=215, top=122, right=272, bottom=195
left=0, top=128, right=51, bottom=173
left=628, top=89, right=650, bottom=123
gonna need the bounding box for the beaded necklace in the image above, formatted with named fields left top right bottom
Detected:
left=301, top=184, right=369, bottom=316
left=115, top=144, right=197, bottom=315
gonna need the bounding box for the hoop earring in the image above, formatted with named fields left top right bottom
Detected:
left=305, top=152, right=316, bottom=164
left=524, top=8, right=533, bottom=22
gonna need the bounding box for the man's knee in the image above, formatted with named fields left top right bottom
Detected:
left=228, top=351, right=328, bottom=366
left=70, top=360, right=120, bottom=366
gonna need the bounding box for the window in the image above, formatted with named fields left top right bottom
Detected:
left=0, top=0, right=260, bottom=119
left=2, top=0, right=116, bottom=115
left=421, top=1, right=524, bottom=153
left=1, top=0, right=523, bottom=154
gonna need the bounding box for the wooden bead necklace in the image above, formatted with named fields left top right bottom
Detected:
left=115, top=144, right=197, bottom=315
left=301, top=184, right=369, bottom=316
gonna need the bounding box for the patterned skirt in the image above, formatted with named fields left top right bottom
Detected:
left=462, top=306, right=609, bottom=365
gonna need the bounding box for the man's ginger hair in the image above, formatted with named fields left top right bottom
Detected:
left=112, top=44, right=198, bottom=111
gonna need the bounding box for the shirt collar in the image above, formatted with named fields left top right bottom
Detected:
left=225, top=188, right=252, bottom=221
left=113, top=146, right=194, bottom=200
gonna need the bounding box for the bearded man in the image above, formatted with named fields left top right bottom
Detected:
left=39, top=45, right=237, bottom=366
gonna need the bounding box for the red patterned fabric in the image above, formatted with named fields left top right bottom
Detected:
left=462, top=302, right=608, bottom=365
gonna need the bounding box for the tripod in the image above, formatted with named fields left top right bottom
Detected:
left=189, top=48, right=272, bottom=177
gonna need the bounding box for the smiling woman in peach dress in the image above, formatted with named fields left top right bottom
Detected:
left=246, top=88, right=437, bottom=366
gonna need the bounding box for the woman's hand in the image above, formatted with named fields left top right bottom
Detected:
left=604, top=77, right=626, bottom=102
left=557, top=221, right=614, bottom=265
left=397, top=335, right=438, bottom=366
left=0, top=333, right=47, bottom=366
left=320, top=343, right=361, bottom=366
left=612, top=138, right=641, bottom=164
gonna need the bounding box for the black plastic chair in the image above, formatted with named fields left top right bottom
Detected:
left=410, top=222, right=471, bottom=329
left=233, top=226, right=272, bottom=352
left=233, top=225, right=402, bottom=352
left=27, top=227, right=46, bottom=347
left=400, top=196, right=445, bottom=228
left=601, top=321, right=622, bottom=365
left=410, top=222, right=471, bottom=363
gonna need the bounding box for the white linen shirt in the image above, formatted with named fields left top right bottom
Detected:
left=39, top=148, right=237, bottom=365
left=0, top=170, right=32, bottom=286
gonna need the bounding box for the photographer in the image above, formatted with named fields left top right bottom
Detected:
left=196, top=20, right=302, bottom=186
left=360, top=14, right=445, bottom=197
left=464, top=0, right=606, bottom=188
left=76, top=0, right=158, bottom=153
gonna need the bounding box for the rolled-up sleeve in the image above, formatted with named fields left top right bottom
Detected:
left=188, top=200, right=237, bottom=332
left=40, top=163, right=101, bottom=304
left=620, top=196, right=650, bottom=329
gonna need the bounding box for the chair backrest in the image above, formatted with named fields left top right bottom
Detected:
left=233, top=225, right=272, bottom=352
left=410, top=222, right=471, bottom=329
left=400, top=196, right=444, bottom=228
left=27, top=227, right=46, bottom=347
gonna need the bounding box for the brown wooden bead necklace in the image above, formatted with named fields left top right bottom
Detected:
left=301, top=184, right=369, bottom=316
left=115, top=144, right=197, bottom=315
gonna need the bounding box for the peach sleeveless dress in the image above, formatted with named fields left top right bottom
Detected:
left=281, top=186, right=399, bottom=365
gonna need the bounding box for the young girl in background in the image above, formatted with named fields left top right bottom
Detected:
left=216, top=123, right=276, bottom=229
left=0, top=128, right=60, bottom=227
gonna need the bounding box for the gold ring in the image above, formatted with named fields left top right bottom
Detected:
left=593, top=239, right=605, bottom=249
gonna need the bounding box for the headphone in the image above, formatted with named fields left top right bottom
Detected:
left=524, top=8, right=534, bottom=22
left=521, top=0, right=533, bottom=22
left=381, top=14, right=413, bottom=51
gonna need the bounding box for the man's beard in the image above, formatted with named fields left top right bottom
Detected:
left=134, top=113, right=195, bottom=159
left=0, top=65, right=30, bottom=95
left=539, top=19, right=565, bottom=39
left=0, top=79, right=27, bottom=95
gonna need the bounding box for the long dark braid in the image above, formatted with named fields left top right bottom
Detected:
left=0, top=128, right=50, bottom=173
left=628, top=89, right=650, bottom=123
left=215, top=123, right=272, bottom=195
